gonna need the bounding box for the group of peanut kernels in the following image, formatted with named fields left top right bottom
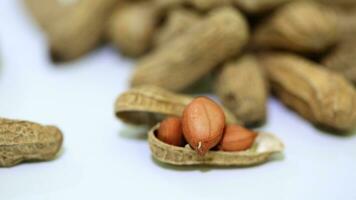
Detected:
left=157, top=97, right=257, bottom=156
left=1, top=0, right=354, bottom=167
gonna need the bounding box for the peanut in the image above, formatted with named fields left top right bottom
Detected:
left=322, top=39, right=356, bottom=85
left=219, top=125, right=257, bottom=151
left=25, top=0, right=118, bottom=61
left=131, top=7, right=249, bottom=91
left=154, top=0, right=292, bottom=13
left=214, top=55, right=268, bottom=126
left=157, top=117, right=184, bottom=146
left=253, top=1, right=339, bottom=53
left=259, top=52, right=356, bottom=131
left=182, top=97, right=225, bottom=156
left=107, top=2, right=160, bottom=57
left=0, top=118, right=63, bottom=167
left=149, top=123, right=284, bottom=166
left=154, top=8, right=201, bottom=47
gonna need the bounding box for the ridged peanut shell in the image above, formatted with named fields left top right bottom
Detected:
left=334, top=10, right=356, bottom=41
left=154, top=0, right=231, bottom=11
left=317, top=0, right=356, bottom=10
left=0, top=118, right=63, bottom=167
left=149, top=124, right=284, bottom=166
left=259, top=53, right=356, bottom=131
left=253, top=1, right=338, bottom=53
left=154, top=8, right=201, bottom=47
left=234, top=0, right=292, bottom=13
left=322, top=40, right=356, bottom=85
left=115, top=85, right=239, bottom=126
left=107, top=2, right=160, bottom=57
left=214, top=55, right=268, bottom=126
left=131, top=7, right=249, bottom=91
left=154, top=0, right=291, bottom=13
left=25, top=0, right=118, bottom=61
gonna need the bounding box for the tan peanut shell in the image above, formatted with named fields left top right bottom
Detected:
left=154, top=0, right=230, bottom=11
left=233, top=0, right=292, bottom=13
left=149, top=124, right=284, bottom=166
left=214, top=55, right=268, bottom=126
left=322, top=40, right=356, bottom=85
left=154, top=0, right=291, bottom=13
left=334, top=9, right=356, bottom=41
left=154, top=8, right=201, bottom=47
left=107, top=2, right=160, bottom=57
left=317, top=0, right=356, bottom=10
left=259, top=53, right=356, bottom=131
left=253, top=1, right=338, bottom=53
left=25, top=0, right=118, bottom=61
left=131, top=7, right=249, bottom=92
left=115, top=85, right=240, bottom=126
left=0, top=118, right=63, bottom=167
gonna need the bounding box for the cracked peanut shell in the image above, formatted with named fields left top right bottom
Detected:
left=260, top=53, right=356, bottom=131
left=149, top=123, right=284, bottom=166
left=131, top=7, right=249, bottom=91
left=115, top=85, right=239, bottom=126
left=0, top=118, right=63, bottom=167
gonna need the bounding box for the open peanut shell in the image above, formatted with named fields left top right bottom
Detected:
left=148, top=124, right=284, bottom=166
left=115, top=85, right=240, bottom=126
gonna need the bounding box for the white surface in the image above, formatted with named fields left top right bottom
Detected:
left=1, top=1, right=356, bottom=200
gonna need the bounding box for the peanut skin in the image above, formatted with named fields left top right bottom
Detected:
left=182, top=97, right=225, bottom=156
left=158, top=117, right=185, bottom=146
left=219, top=125, right=257, bottom=151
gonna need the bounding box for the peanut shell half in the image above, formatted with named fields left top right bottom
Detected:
left=115, top=85, right=240, bottom=126
left=149, top=124, right=284, bottom=166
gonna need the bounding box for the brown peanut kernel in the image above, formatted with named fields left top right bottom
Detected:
left=182, top=97, right=225, bottom=156
left=219, top=125, right=257, bottom=152
left=157, top=117, right=184, bottom=147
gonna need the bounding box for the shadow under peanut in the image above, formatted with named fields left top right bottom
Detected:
left=314, top=124, right=356, bottom=138
left=118, top=125, right=148, bottom=141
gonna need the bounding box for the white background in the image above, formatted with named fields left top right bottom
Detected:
left=1, top=1, right=356, bottom=199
